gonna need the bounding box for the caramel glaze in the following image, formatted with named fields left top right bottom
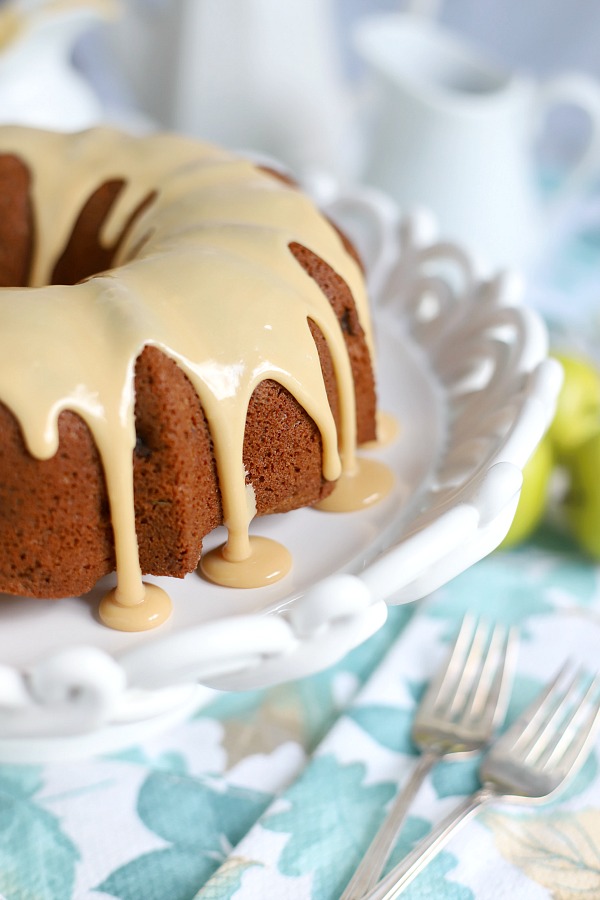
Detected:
left=0, top=126, right=391, bottom=630
left=361, top=411, right=400, bottom=450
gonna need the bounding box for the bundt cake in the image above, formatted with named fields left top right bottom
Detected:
left=0, top=125, right=392, bottom=631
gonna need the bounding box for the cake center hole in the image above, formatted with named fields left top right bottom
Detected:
left=51, top=181, right=156, bottom=286
left=0, top=156, right=156, bottom=288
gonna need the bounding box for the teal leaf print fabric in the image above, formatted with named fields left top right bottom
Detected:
left=346, top=704, right=418, bottom=755
left=135, top=771, right=270, bottom=847
left=431, top=757, right=480, bottom=799
left=99, top=848, right=213, bottom=900
left=0, top=767, right=79, bottom=900
left=427, top=554, right=556, bottom=626
left=262, top=755, right=395, bottom=899
left=98, top=772, right=271, bottom=900
left=193, top=858, right=262, bottom=900
left=385, top=817, right=474, bottom=900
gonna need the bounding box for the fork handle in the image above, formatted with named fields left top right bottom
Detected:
left=362, top=786, right=497, bottom=900
left=340, top=750, right=440, bottom=900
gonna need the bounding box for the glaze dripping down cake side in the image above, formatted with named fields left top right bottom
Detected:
left=0, top=126, right=386, bottom=630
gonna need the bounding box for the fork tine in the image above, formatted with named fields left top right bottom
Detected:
left=422, top=613, right=477, bottom=713
left=541, top=675, right=600, bottom=774
left=446, top=617, right=491, bottom=718
left=367, top=667, right=600, bottom=900
left=466, top=624, right=518, bottom=729
left=495, top=661, right=571, bottom=753
left=520, top=667, right=585, bottom=763
left=524, top=668, right=590, bottom=765
left=462, top=622, right=505, bottom=720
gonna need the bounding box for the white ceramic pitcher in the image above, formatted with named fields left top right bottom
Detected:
left=173, top=0, right=356, bottom=176
left=354, top=13, right=600, bottom=268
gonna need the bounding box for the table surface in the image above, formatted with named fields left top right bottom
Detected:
left=2, top=184, right=600, bottom=900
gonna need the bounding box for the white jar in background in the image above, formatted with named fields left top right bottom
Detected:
left=171, top=0, right=358, bottom=178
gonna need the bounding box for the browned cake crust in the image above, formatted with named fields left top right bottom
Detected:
left=0, top=154, right=376, bottom=599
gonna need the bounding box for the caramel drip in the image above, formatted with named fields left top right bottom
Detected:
left=361, top=411, right=400, bottom=450
left=315, top=457, right=395, bottom=512
left=0, top=127, right=377, bottom=629
left=200, top=536, right=292, bottom=588
left=98, top=582, right=172, bottom=632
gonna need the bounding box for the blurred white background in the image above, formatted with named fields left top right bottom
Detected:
left=1, top=0, right=598, bottom=183
left=71, top=0, right=600, bottom=177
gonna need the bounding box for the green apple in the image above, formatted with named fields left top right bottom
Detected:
left=548, top=352, right=600, bottom=460
left=564, top=430, right=600, bottom=559
left=501, top=437, right=554, bottom=549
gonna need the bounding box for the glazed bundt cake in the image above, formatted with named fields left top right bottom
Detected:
left=0, top=126, right=391, bottom=630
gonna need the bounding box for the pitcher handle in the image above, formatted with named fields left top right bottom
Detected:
left=537, top=72, right=600, bottom=202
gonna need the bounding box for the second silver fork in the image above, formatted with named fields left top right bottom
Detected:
left=340, top=614, right=518, bottom=900
left=364, top=663, right=600, bottom=900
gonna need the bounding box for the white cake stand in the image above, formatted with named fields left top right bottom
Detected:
left=0, top=188, right=561, bottom=762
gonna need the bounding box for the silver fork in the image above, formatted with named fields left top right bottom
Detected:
left=363, top=663, right=600, bottom=900
left=340, top=615, right=518, bottom=900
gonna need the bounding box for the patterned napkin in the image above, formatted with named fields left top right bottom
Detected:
left=192, top=529, right=600, bottom=900
left=1, top=527, right=599, bottom=900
